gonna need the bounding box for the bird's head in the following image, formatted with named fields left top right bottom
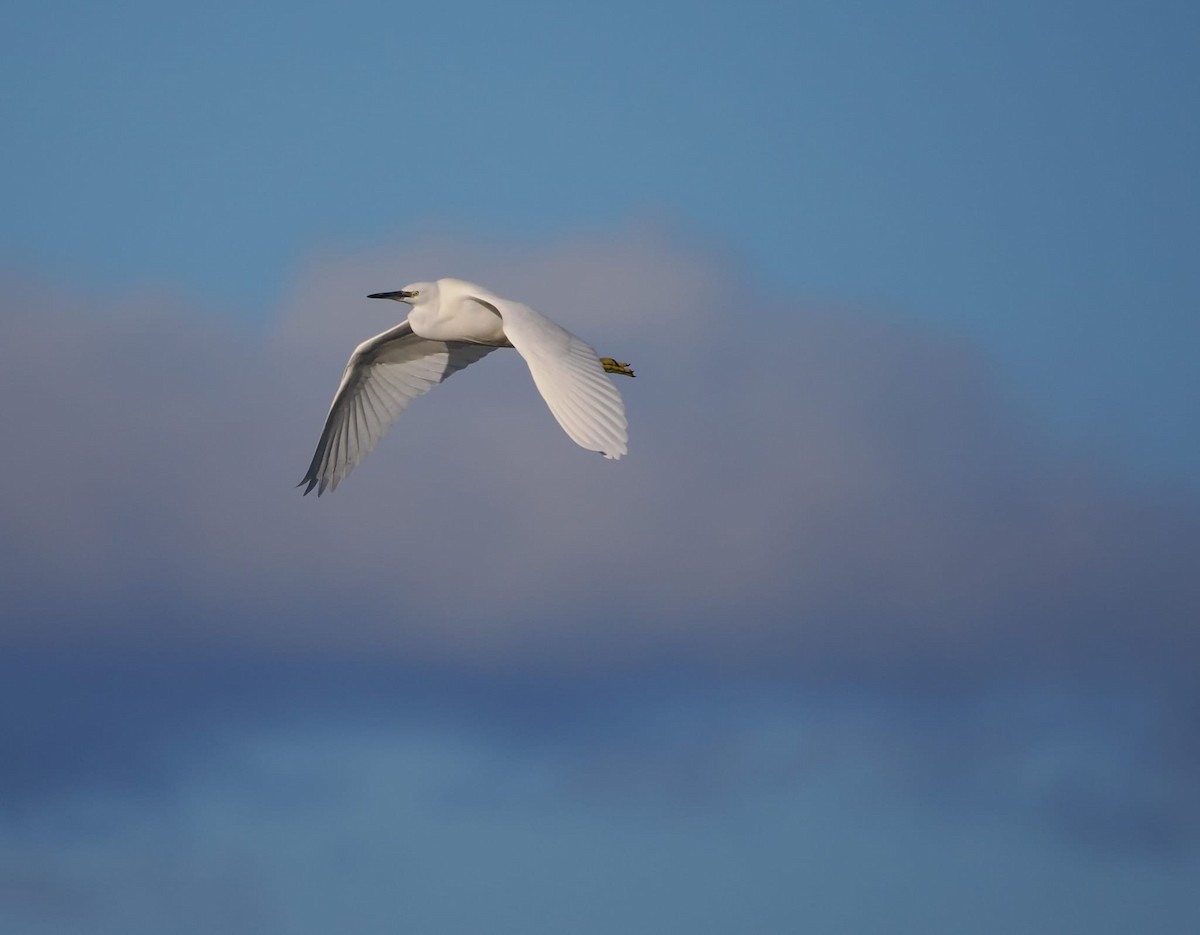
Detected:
left=367, top=281, right=437, bottom=305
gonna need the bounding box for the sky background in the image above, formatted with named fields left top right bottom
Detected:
left=2, top=1, right=1198, bottom=932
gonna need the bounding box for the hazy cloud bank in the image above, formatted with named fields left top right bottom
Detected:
left=3, top=232, right=1199, bottom=933
left=1, top=230, right=1197, bottom=680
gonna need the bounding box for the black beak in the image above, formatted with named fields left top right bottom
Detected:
left=367, top=290, right=416, bottom=300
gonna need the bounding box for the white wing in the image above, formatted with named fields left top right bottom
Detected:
left=299, top=321, right=497, bottom=495
left=476, top=294, right=628, bottom=460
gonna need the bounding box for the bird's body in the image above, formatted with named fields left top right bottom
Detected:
left=299, top=278, right=633, bottom=495
left=407, top=280, right=511, bottom=345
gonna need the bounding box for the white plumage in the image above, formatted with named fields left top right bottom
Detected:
left=299, top=278, right=630, bottom=495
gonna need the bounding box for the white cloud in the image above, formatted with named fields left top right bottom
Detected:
left=1, top=230, right=1197, bottom=675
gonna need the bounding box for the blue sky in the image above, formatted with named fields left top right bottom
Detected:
left=2, top=1, right=1199, bottom=932
left=6, top=0, right=1199, bottom=474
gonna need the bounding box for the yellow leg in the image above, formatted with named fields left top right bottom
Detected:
left=600, top=357, right=636, bottom=378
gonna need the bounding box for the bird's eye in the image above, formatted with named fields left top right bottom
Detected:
left=411, top=290, right=419, bottom=297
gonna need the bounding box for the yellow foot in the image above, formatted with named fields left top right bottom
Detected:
left=600, top=357, right=636, bottom=378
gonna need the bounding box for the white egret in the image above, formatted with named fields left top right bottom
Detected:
left=299, top=277, right=635, bottom=495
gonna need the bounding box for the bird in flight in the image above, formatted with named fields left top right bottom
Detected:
left=299, top=277, right=635, bottom=495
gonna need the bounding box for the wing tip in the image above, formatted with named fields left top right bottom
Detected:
left=297, top=474, right=331, bottom=496
left=598, top=439, right=628, bottom=460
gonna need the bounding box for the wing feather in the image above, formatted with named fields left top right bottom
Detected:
left=299, top=320, right=497, bottom=495
left=478, top=294, right=628, bottom=459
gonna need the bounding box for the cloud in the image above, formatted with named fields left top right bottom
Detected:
left=1, top=229, right=1198, bottom=680
left=2, top=662, right=1198, bottom=935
